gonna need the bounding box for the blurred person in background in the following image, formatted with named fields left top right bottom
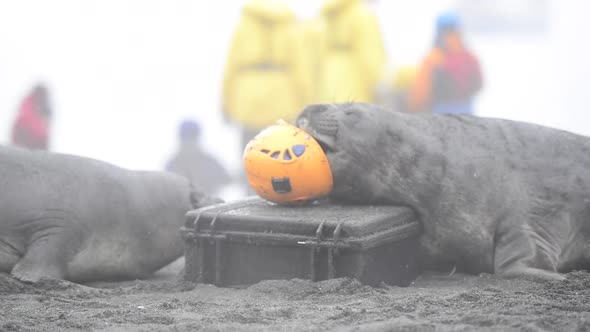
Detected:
left=409, top=11, right=483, bottom=114
left=391, top=65, right=418, bottom=113
left=314, top=0, right=386, bottom=103
left=221, top=0, right=311, bottom=195
left=11, top=82, right=53, bottom=150
left=166, top=119, right=231, bottom=197
left=297, top=16, right=325, bottom=104
left=222, top=0, right=312, bottom=150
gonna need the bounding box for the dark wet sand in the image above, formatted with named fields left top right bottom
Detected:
left=2, top=261, right=589, bottom=331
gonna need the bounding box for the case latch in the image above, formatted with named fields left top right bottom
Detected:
left=183, top=198, right=257, bottom=285
left=304, top=221, right=345, bottom=281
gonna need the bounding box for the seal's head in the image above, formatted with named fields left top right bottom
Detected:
left=295, top=103, right=398, bottom=204
left=296, top=103, right=443, bottom=206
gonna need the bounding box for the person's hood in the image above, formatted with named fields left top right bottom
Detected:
left=322, top=0, right=360, bottom=15
left=243, top=0, right=295, bottom=23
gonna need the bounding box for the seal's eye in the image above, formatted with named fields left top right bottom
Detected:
left=344, top=110, right=360, bottom=119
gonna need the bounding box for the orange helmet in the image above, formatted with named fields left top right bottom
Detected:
left=243, top=120, right=333, bottom=204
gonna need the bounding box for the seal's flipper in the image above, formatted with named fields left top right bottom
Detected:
left=12, top=256, right=64, bottom=282
left=499, top=266, right=565, bottom=281
left=494, top=220, right=565, bottom=281
left=0, top=238, right=22, bottom=273
left=11, top=218, right=84, bottom=283
left=12, top=242, right=67, bottom=282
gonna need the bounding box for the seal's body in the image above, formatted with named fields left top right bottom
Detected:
left=297, top=103, right=590, bottom=280
left=0, top=146, right=219, bottom=283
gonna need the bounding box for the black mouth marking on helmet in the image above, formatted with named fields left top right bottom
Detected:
left=272, top=177, right=292, bottom=193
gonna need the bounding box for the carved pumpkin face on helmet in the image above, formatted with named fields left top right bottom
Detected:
left=243, top=120, right=333, bottom=204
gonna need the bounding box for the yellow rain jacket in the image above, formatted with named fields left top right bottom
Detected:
left=222, top=0, right=311, bottom=130
left=298, top=17, right=325, bottom=103
left=316, top=0, right=386, bottom=103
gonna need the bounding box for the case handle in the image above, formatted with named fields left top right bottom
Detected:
left=309, top=221, right=325, bottom=281
left=327, top=222, right=344, bottom=279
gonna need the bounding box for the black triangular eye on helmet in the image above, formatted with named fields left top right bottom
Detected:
left=283, top=149, right=292, bottom=160
left=272, top=177, right=292, bottom=193
left=271, top=151, right=280, bottom=159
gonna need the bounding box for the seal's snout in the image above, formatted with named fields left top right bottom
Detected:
left=308, top=119, right=337, bottom=153
left=310, top=116, right=338, bottom=153
left=314, top=135, right=335, bottom=154
left=297, top=104, right=339, bottom=153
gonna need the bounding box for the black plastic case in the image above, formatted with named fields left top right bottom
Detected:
left=181, top=197, right=420, bottom=287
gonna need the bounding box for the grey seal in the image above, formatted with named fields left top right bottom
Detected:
left=296, top=102, right=590, bottom=280
left=0, top=146, right=220, bottom=283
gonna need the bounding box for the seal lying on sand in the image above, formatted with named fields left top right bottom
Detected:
left=296, top=102, right=590, bottom=280
left=0, top=146, right=221, bottom=283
